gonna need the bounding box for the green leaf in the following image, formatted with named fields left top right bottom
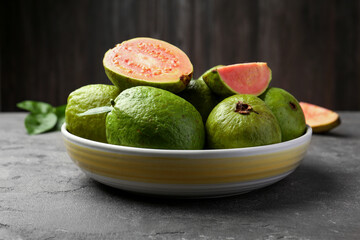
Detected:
left=17, top=101, right=54, bottom=114
left=54, top=104, right=67, bottom=130
left=77, top=106, right=112, bottom=117
left=24, top=113, right=58, bottom=135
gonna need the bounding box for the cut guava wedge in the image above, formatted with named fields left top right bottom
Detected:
left=202, top=62, right=272, bottom=97
left=299, top=102, right=341, bottom=133
left=103, top=37, right=193, bottom=93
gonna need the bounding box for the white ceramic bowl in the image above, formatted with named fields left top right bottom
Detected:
left=61, top=124, right=312, bottom=198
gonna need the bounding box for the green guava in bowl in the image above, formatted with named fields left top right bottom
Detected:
left=103, top=37, right=193, bottom=93
left=106, top=86, right=205, bottom=150
left=206, top=94, right=282, bottom=149
left=177, top=78, right=219, bottom=123
left=65, top=84, right=120, bottom=143
left=259, top=87, right=306, bottom=141
left=202, top=62, right=272, bottom=97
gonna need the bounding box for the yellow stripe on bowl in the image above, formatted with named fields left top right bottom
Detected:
left=63, top=138, right=309, bottom=184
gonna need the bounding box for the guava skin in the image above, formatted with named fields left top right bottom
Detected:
left=202, top=66, right=236, bottom=97
left=106, top=86, right=205, bottom=150
left=104, top=61, right=192, bottom=93
left=65, top=84, right=121, bottom=143
left=177, top=78, right=219, bottom=123
left=206, top=95, right=282, bottom=149
left=259, top=87, right=306, bottom=141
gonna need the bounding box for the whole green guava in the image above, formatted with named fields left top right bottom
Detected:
left=65, top=84, right=120, bottom=143
left=178, top=78, right=219, bottom=123
left=206, top=94, right=281, bottom=149
left=106, top=86, right=205, bottom=150
left=259, top=87, right=306, bottom=141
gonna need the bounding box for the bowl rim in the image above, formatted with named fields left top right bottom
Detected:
left=61, top=123, right=312, bottom=156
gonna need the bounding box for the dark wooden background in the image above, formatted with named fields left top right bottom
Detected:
left=1, top=0, right=359, bottom=111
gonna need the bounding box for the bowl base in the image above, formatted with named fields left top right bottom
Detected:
left=82, top=168, right=296, bottom=199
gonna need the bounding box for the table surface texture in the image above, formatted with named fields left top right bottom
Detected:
left=0, top=112, right=359, bottom=240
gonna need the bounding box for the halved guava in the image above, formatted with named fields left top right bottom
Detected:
left=103, top=37, right=193, bottom=93
left=202, top=62, right=272, bottom=97
left=299, top=102, right=341, bottom=133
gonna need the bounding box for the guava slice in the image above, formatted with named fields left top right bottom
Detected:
left=206, top=94, right=281, bottom=149
left=103, top=37, right=193, bottom=93
left=259, top=87, right=306, bottom=141
left=202, top=62, right=272, bottom=97
left=299, top=102, right=341, bottom=133
left=106, top=86, right=205, bottom=150
left=65, top=84, right=120, bottom=143
left=177, top=78, right=219, bottom=123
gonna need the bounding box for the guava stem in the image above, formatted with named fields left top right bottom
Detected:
left=235, top=101, right=258, bottom=115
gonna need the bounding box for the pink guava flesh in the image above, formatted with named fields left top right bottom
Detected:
left=105, top=38, right=193, bottom=82
left=217, top=62, right=271, bottom=95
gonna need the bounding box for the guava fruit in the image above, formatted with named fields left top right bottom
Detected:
left=177, top=78, right=218, bottom=123
left=202, top=62, right=272, bottom=97
left=206, top=95, right=281, bottom=149
left=259, top=87, right=306, bottom=141
left=103, top=37, right=193, bottom=93
left=299, top=102, right=341, bottom=133
left=65, top=84, right=120, bottom=143
left=106, top=86, right=205, bottom=150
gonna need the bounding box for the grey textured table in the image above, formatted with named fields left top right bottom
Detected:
left=1, top=112, right=359, bottom=240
